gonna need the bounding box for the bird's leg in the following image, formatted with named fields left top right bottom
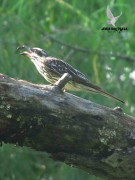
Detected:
left=54, top=73, right=72, bottom=91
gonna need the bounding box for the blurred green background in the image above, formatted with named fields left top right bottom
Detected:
left=0, top=0, right=135, bottom=179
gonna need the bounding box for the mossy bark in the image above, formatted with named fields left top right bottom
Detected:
left=0, top=74, right=135, bottom=180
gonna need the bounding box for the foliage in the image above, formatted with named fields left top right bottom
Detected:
left=0, top=144, right=99, bottom=180
left=0, top=0, right=135, bottom=179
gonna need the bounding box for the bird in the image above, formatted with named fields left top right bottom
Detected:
left=106, top=6, right=122, bottom=27
left=17, top=45, right=124, bottom=104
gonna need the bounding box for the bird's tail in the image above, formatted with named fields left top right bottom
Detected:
left=93, top=88, right=125, bottom=104
left=78, top=83, right=124, bottom=104
left=65, top=82, right=125, bottom=104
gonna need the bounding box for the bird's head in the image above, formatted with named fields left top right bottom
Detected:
left=17, top=45, right=48, bottom=60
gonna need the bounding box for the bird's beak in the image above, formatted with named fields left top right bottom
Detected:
left=20, top=52, right=28, bottom=55
left=17, top=45, right=32, bottom=57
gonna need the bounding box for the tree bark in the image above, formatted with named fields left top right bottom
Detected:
left=0, top=73, right=135, bottom=180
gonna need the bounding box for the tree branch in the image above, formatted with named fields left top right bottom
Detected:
left=43, top=33, right=135, bottom=63
left=0, top=73, right=135, bottom=180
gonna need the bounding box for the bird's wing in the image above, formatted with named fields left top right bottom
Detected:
left=115, top=12, right=122, bottom=21
left=45, top=58, right=82, bottom=77
left=106, top=6, right=114, bottom=19
left=73, top=72, right=102, bottom=92
left=45, top=57, right=101, bottom=90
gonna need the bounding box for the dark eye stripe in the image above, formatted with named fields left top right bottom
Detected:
left=32, top=49, right=48, bottom=57
left=36, top=50, right=43, bottom=56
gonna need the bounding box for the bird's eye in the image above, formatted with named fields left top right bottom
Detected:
left=36, top=50, right=43, bottom=57
left=32, top=48, right=47, bottom=57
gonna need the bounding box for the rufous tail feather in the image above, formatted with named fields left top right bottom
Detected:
left=97, top=89, right=125, bottom=104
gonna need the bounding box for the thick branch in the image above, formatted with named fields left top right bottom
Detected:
left=0, top=74, right=135, bottom=180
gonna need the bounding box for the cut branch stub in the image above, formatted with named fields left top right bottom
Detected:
left=54, top=73, right=72, bottom=89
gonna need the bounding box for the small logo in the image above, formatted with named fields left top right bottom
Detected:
left=101, top=6, right=128, bottom=32
left=106, top=6, right=122, bottom=27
